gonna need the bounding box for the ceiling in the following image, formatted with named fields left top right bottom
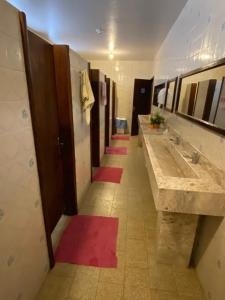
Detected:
left=8, top=0, right=188, bottom=60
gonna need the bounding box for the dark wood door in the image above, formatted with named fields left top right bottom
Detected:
left=112, top=81, right=116, bottom=135
left=27, top=31, right=64, bottom=234
left=131, top=78, right=154, bottom=135
left=90, top=69, right=105, bottom=167
left=53, top=45, right=77, bottom=215
left=105, top=77, right=111, bottom=147
left=90, top=70, right=101, bottom=167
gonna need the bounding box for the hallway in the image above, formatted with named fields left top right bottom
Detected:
left=36, top=137, right=205, bottom=300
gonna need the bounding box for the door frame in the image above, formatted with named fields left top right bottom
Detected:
left=131, top=78, right=154, bottom=136
left=112, top=81, right=116, bottom=135
left=105, top=76, right=111, bottom=147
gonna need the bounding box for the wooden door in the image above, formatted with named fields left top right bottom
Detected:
left=19, top=13, right=64, bottom=267
left=90, top=69, right=105, bottom=167
left=112, top=81, right=116, bottom=135
left=131, top=78, right=154, bottom=135
left=105, top=77, right=111, bottom=147
left=53, top=45, right=77, bottom=215
left=90, top=70, right=101, bottom=167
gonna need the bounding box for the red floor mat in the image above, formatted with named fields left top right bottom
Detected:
left=112, top=135, right=130, bottom=140
left=93, top=167, right=123, bottom=183
left=105, top=146, right=128, bottom=155
left=55, top=215, right=118, bottom=268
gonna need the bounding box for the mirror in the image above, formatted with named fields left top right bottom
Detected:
left=153, top=82, right=166, bottom=107
left=164, top=77, right=178, bottom=112
left=176, top=59, right=225, bottom=135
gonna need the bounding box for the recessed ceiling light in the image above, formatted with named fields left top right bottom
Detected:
left=115, top=66, right=119, bottom=71
left=109, top=53, right=114, bottom=60
left=96, top=28, right=104, bottom=34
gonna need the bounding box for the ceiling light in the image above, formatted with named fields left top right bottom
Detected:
left=199, top=53, right=212, bottom=61
left=109, top=41, right=114, bottom=52
left=96, top=28, right=104, bottom=35
left=109, top=53, right=114, bottom=60
left=115, top=66, right=119, bottom=71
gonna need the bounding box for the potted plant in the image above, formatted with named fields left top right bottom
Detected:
left=150, top=111, right=165, bottom=129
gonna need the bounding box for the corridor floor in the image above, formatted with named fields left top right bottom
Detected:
left=36, top=137, right=205, bottom=300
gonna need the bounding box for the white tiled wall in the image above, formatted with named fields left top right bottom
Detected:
left=0, top=1, right=49, bottom=299
left=154, top=1, right=225, bottom=299
left=69, top=50, right=91, bottom=208
left=91, top=60, right=154, bottom=131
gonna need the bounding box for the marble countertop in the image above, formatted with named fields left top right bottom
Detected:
left=139, top=118, right=225, bottom=216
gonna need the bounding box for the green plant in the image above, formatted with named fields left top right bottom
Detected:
left=150, top=111, right=165, bottom=125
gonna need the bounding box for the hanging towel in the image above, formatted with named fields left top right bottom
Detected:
left=81, top=69, right=95, bottom=125
left=101, top=81, right=107, bottom=106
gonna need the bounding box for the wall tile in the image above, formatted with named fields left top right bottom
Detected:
left=0, top=2, right=49, bottom=300
left=0, top=31, right=24, bottom=71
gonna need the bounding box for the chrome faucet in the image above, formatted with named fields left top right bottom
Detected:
left=175, top=136, right=181, bottom=145
left=191, top=151, right=200, bottom=164
left=169, top=135, right=181, bottom=145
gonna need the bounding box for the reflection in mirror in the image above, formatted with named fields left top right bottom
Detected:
left=181, top=83, right=197, bottom=115
left=165, top=78, right=178, bottom=112
left=193, top=80, right=216, bottom=121
left=176, top=61, right=225, bottom=135
left=209, top=80, right=222, bottom=123
left=153, top=82, right=166, bottom=107
left=214, top=78, right=225, bottom=128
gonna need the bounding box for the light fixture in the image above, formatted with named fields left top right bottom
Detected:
left=109, top=41, right=114, bottom=52
left=96, top=28, right=104, bottom=35
left=109, top=53, right=114, bottom=60
left=199, top=53, right=212, bottom=61
left=115, top=66, right=119, bottom=72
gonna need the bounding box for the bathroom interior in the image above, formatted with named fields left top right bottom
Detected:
left=1, top=0, right=225, bottom=299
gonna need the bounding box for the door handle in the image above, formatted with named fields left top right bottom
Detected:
left=57, top=136, right=64, bottom=156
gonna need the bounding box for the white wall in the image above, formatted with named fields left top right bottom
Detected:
left=69, top=50, right=91, bottom=208
left=91, top=60, right=154, bottom=131
left=0, top=1, right=49, bottom=299
left=154, top=1, right=225, bottom=299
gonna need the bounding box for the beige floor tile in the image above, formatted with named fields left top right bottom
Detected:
left=112, top=196, right=127, bottom=209
left=126, top=239, right=148, bottom=268
left=99, top=252, right=125, bottom=285
left=124, top=285, right=151, bottom=300
left=82, top=196, right=113, bottom=208
left=111, top=207, right=127, bottom=220
left=180, top=296, right=206, bottom=300
left=36, top=274, right=72, bottom=300
left=127, top=221, right=146, bottom=240
left=69, top=266, right=99, bottom=300
left=125, top=267, right=151, bottom=288
left=144, top=213, right=157, bottom=230
left=96, top=282, right=123, bottom=300
left=79, top=202, right=112, bottom=217
left=51, top=263, right=77, bottom=277
left=150, top=289, right=180, bottom=300
left=149, top=262, right=176, bottom=292
left=174, top=269, right=204, bottom=297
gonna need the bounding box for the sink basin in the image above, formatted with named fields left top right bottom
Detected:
left=148, top=135, right=198, bottom=179
left=142, top=132, right=225, bottom=217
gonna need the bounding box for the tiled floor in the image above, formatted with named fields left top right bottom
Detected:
left=36, top=137, right=206, bottom=300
